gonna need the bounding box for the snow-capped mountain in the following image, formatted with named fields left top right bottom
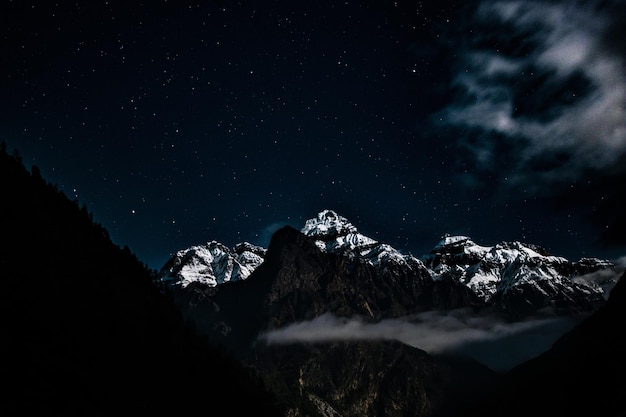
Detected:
left=158, top=210, right=623, bottom=417
left=159, top=209, right=617, bottom=316
left=302, top=209, right=426, bottom=271
left=160, top=209, right=429, bottom=289
left=421, top=234, right=614, bottom=316
left=160, top=241, right=265, bottom=288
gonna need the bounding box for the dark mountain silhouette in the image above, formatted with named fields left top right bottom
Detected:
left=165, top=214, right=624, bottom=417
left=170, top=225, right=483, bottom=354
left=0, top=143, right=282, bottom=416
left=450, top=268, right=626, bottom=417
left=5, top=140, right=623, bottom=417
left=169, top=224, right=498, bottom=416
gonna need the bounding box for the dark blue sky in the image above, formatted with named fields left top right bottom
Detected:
left=3, top=0, right=626, bottom=269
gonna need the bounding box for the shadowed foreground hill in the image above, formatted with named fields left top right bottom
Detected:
left=0, top=145, right=281, bottom=416
left=452, top=269, right=626, bottom=417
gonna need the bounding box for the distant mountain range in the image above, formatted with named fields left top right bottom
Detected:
left=158, top=209, right=624, bottom=417
left=160, top=209, right=618, bottom=320
left=4, top=141, right=624, bottom=417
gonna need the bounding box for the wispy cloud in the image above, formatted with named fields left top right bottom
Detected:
left=573, top=258, right=626, bottom=297
left=438, top=0, right=626, bottom=189
left=258, top=309, right=579, bottom=371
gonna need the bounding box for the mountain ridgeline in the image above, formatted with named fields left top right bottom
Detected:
left=0, top=145, right=282, bottom=416
left=4, top=141, right=624, bottom=417
left=463, top=271, right=626, bottom=416
left=160, top=209, right=624, bottom=417
left=161, top=211, right=618, bottom=339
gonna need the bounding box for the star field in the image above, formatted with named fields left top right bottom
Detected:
left=2, top=0, right=626, bottom=269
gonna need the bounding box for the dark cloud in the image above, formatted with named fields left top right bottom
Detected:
left=431, top=0, right=626, bottom=251
left=438, top=0, right=626, bottom=189
left=573, top=260, right=626, bottom=298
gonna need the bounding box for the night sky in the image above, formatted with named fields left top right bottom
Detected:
left=3, top=0, right=626, bottom=270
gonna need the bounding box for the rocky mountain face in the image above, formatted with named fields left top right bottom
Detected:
left=160, top=240, right=266, bottom=288
left=251, top=340, right=497, bottom=417
left=159, top=209, right=622, bottom=417
left=161, top=210, right=617, bottom=322
left=421, top=234, right=613, bottom=319
left=163, top=224, right=494, bottom=417
left=167, top=225, right=482, bottom=355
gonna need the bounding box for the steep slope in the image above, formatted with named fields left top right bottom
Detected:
left=158, top=212, right=620, bottom=416
left=172, top=225, right=480, bottom=354
left=162, top=209, right=617, bottom=321
left=452, top=270, right=626, bottom=417
left=252, top=340, right=497, bottom=417
left=0, top=145, right=281, bottom=416
left=160, top=240, right=266, bottom=287
left=258, top=225, right=481, bottom=327
left=422, top=235, right=613, bottom=318
left=168, top=225, right=496, bottom=417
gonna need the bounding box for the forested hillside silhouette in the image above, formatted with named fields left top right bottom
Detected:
left=0, top=142, right=282, bottom=416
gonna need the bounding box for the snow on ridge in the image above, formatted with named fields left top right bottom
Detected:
left=434, top=235, right=474, bottom=248
left=429, top=235, right=493, bottom=259
left=161, top=240, right=264, bottom=288
left=323, top=232, right=378, bottom=252
left=429, top=235, right=571, bottom=266
left=161, top=210, right=616, bottom=307
left=301, top=210, right=424, bottom=269
left=301, top=209, right=359, bottom=239
left=422, top=234, right=615, bottom=302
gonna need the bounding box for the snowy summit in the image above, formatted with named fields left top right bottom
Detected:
left=159, top=209, right=619, bottom=316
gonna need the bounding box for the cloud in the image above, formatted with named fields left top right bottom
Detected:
left=573, top=259, right=626, bottom=298
left=257, top=309, right=580, bottom=371
left=615, top=256, right=626, bottom=269
left=437, top=0, right=626, bottom=190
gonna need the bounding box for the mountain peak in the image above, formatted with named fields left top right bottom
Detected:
left=432, top=235, right=475, bottom=250
left=301, top=209, right=359, bottom=240
left=160, top=240, right=265, bottom=288
left=160, top=209, right=618, bottom=317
